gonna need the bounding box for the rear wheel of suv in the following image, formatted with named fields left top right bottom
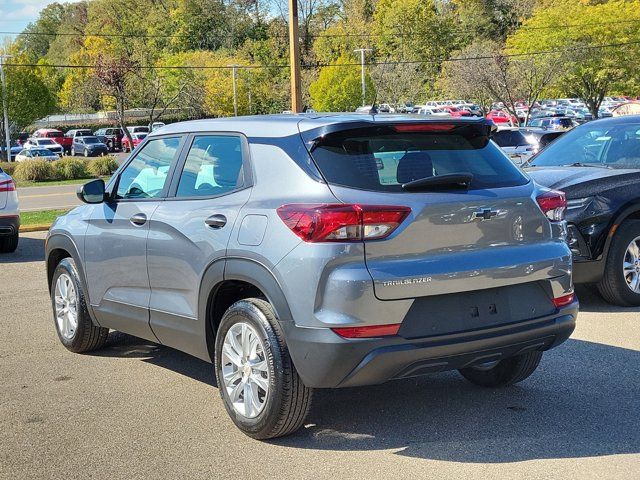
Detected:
left=598, top=220, right=640, bottom=306
left=51, top=257, right=109, bottom=353
left=0, top=232, right=18, bottom=253
left=214, top=298, right=313, bottom=439
left=458, top=351, right=543, bottom=387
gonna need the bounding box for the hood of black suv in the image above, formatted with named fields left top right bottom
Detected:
left=525, top=166, right=640, bottom=197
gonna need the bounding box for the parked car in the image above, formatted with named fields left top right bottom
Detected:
left=65, top=129, right=93, bottom=141
left=15, top=148, right=60, bottom=163
left=32, top=128, right=72, bottom=154
left=0, top=143, right=23, bottom=160
left=70, top=136, right=109, bottom=157
left=46, top=115, right=577, bottom=440
left=127, top=125, right=150, bottom=135
left=521, top=127, right=567, bottom=152
left=527, top=116, right=574, bottom=130
left=22, top=138, right=63, bottom=156
left=149, top=122, right=166, bottom=132
left=355, top=105, right=375, bottom=113
left=415, top=106, right=451, bottom=117
left=526, top=115, right=640, bottom=306
left=491, top=127, right=537, bottom=165
left=122, top=132, right=147, bottom=152
left=441, top=106, right=470, bottom=117
left=486, top=109, right=518, bottom=126
left=94, top=128, right=124, bottom=152
left=0, top=166, right=19, bottom=253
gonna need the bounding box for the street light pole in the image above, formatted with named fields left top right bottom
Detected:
left=354, top=48, right=372, bottom=107
left=0, top=54, right=12, bottom=162
left=228, top=64, right=240, bottom=117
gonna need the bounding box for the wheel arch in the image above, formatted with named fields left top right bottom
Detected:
left=599, top=201, right=640, bottom=260
left=199, top=257, right=293, bottom=362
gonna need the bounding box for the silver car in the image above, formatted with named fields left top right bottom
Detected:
left=45, top=114, right=577, bottom=439
left=0, top=167, right=19, bottom=252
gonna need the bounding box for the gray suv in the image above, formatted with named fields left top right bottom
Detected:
left=45, top=115, right=578, bottom=439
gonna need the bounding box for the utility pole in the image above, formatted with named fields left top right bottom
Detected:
left=354, top=48, right=372, bottom=107
left=0, top=54, right=12, bottom=162
left=228, top=64, right=240, bottom=116
left=288, top=0, right=302, bottom=113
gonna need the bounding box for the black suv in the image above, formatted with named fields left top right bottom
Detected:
left=527, top=115, right=640, bottom=306
left=93, top=128, right=124, bottom=152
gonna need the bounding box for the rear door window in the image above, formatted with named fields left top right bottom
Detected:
left=308, top=124, right=528, bottom=191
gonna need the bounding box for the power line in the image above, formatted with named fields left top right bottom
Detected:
left=5, top=39, right=640, bottom=70
left=1, top=18, right=640, bottom=40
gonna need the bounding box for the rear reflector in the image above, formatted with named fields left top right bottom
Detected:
left=553, top=293, right=575, bottom=308
left=332, top=323, right=401, bottom=338
left=536, top=190, right=566, bottom=221
left=0, top=179, right=16, bottom=192
left=277, top=204, right=410, bottom=242
left=392, top=124, right=456, bottom=133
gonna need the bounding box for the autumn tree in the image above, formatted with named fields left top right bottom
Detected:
left=309, top=56, right=375, bottom=111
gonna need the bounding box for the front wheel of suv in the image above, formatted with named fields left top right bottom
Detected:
left=214, top=298, right=313, bottom=439
left=598, top=220, right=640, bottom=306
left=458, top=351, right=543, bottom=387
left=51, top=257, right=109, bottom=353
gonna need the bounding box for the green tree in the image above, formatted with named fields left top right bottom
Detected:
left=309, top=56, right=375, bottom=111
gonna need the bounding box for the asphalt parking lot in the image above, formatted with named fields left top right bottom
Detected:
left=1, top=232, right=639, bottom=479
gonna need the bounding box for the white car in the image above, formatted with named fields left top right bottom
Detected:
left=0, top=167, right=19, bottom=253
left=415, top=106, right=451, bottom=117
left=22, top=138, right=63, bottom=156
left=492, top=127, right=537, bottom=166
left=15, top=148, right=60, bottom=163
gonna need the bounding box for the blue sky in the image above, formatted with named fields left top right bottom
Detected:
left=0, top=1, right=66, bottom=38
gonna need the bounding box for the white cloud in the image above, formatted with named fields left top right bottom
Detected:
left=5, top=5, right=41, bottom=20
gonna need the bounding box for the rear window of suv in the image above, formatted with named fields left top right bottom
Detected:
left=492, top=130, right=531, bottom=147
left=308, top=124, right=528, bottom=191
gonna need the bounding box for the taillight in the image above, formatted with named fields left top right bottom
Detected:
left=536, top=190, right=566, bottom=221
left=276, top=204, right=410, bottom=242
left=0, top=179, right=16, bottom=192
left=332, top=323, right=401, bottom=338
left=553, top=292, right=575, bottom=308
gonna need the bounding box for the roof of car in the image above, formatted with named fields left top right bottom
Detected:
left=149, top=113, right=489, bottom=138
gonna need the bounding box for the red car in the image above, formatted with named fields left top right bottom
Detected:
left=486, top=109, right=519, bottom=126
left=122, top=132, right=148, bottom=152
left=441, top=106, right=471, bottom=117
left=32, top=128, right=72, bottom=154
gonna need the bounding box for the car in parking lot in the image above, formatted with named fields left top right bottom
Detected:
left=94, top=128, right=124, bottom=152
left=0, top=166, right=19, bottom=253
left=526, top=115, right=640, bottom=306
left=122, top=132, right=147, bottom=152
left=23, top=138, right=64, bottom=156
left=46, top=114, right=577, bottom=440
left=527, top=116, right=575, bottom=130
left=491, top=127, right=537, bottom=165
left=32, top=128, right=72, bottom=154
left=70, top=136, right=109, bottom=157
left=15, top=148, right=60, bottom=163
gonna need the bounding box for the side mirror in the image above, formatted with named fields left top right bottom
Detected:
left=77, top=179, right=106, bottom=204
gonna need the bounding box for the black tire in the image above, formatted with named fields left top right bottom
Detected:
left=598, top=220, right=640, bottom=306
left=0, top=231, right=18, bottom=253
left=50, top=257, right=109, bottom=353
left=214, top=298, right=313, bottom=440
left=458, top=351, right=543, bottom=387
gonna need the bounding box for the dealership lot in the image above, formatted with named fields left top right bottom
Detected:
left=1, top=232, right=639, bottom=479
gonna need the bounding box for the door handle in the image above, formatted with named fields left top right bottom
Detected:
left=130, top=213, right=147, bottom=226
left=205, top=214, right=227, bottom=229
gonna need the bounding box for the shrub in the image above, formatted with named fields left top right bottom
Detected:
left=53, top=157, right=88, bottom=180
left=13, top=160, right=55, bottom=182
left=0, top=162, right=16, bottom=176
left=88, top=156, right=119, bottom=177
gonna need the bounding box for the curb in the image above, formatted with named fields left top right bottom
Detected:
left=20, top=225, right=52, bottom=233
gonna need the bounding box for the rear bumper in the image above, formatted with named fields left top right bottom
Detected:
left=284, top=301, right=578, bottom=388
left=0, top=215, right=19, bottom=236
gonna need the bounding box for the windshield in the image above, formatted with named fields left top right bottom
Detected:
left=47, top=131, right=63, bottom=138
left=83, top=137, right=101, bottom=144
left=38, top=139, right=55, bottom=145
left=530, top=121, right=640, bottom=168
left=493, top=130, right=532, bottom=147
left=309, top=124, right=528, bottom=192
left=32, top=148, right=54, bottom=156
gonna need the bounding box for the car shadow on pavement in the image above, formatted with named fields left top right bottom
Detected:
left=0, top=236, right=45, bottom=263
left=575, top=284, right=640, bottom=313
left=274, top=338, right=640, bottom=463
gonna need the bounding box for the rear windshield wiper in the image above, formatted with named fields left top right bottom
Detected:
left=402, top=172, right=474, bottom=191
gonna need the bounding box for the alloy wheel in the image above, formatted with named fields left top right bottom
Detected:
left=54, top=273, right=78, bottom=340
left=623, top=236, right=640, bottom=293
left=221, top=322, right=269, bottom=419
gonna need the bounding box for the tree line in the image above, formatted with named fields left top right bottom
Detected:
left=2, top=0, right=640, bottom=137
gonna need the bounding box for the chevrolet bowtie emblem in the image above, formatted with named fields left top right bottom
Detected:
left=473, top=208, right=498, bottom=221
